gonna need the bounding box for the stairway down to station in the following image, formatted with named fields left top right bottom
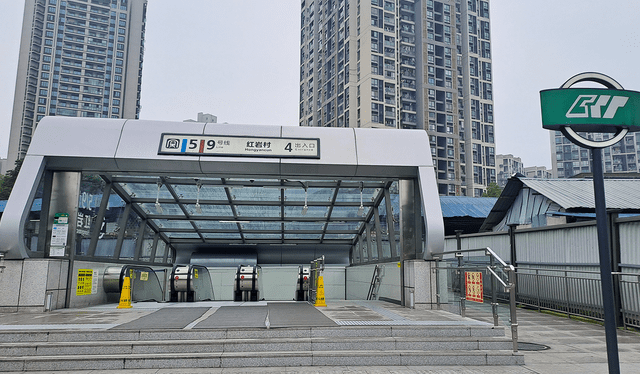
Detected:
left=0, top=324, right=523, bottom=371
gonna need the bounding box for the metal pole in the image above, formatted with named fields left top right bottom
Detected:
left=591, top=148, right=620, bottom=374
left=509, top=267, right=518, bottom=352
left=456, top=252, right=465, bottom=318
left=490, top=255, right=499, bottom=327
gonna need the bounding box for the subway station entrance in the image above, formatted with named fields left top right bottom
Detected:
left=0, top=117, right=444, bottom=312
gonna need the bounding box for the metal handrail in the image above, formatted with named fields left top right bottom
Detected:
left=436, top=247, right=519, bottom=352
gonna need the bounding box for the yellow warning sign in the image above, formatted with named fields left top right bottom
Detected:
left=76, top=269, right=93, bottom=296
left=117, top=276, right=132, bottom=309
left=465, top=271, right=484, bottom=303
left=140, top=272, right=148, bottom=281
left=194, top=268, right=199, bottom=279
left=314, top=275, right=327, bottom=307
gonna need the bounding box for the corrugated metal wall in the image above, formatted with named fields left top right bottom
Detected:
left=618, top=220, right=640, bottom=269
left=445, top=217, right=640, bottom=267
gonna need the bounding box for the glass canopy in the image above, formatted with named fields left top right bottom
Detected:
left=105, top=175, right=398, bottom=246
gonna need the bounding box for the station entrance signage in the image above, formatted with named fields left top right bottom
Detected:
left=158, top=133, right=320, bottom=159
left=540, top=88, right=640, bottom=133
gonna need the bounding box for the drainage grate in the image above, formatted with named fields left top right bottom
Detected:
left=517, top=342, right=550, bottom=351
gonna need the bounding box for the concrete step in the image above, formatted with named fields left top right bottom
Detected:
left=0, top=324, right=506, bottom=343
left=0, top=350, right=524, bottom=371
left=0, top=336, right=515, bottom=356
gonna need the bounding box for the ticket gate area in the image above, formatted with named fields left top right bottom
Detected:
left=234, top=265, right=261, bottom=301
left=295, top=266, right=310, bottom=301
left=170, top=265, right=215, bottom=302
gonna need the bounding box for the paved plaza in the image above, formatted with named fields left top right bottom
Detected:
left=1, top=301, right=639, bottom=373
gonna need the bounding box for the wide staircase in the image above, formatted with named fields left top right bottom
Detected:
left=0, top=302, right=523, bottom=371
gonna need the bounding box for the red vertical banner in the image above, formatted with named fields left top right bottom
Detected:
left=465, top=271, right=484, bottom=303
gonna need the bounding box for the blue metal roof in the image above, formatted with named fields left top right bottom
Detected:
left=439, top=196, right=497, bottom=218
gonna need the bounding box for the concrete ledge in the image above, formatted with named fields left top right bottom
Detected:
left=221, top=351, right=312, bottom=367
left=312, top=351, right=402, bottom=366
left=125, top=357, right=221, bottom=369
left=0, top=349, right=525, bottom=370
left=311, top=326, right=392, bottom=337
left=47, top=331, right=140, bottom=342
left=24, top=357, right=125, bottom=371
left=0, top=331, right=49, bottom=343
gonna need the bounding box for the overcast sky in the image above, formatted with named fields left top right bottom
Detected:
left=1, top=0, right=639, bottom=169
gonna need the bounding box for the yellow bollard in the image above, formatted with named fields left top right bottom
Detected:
left=117, top=276, right=132, bottom=309
left=314, top=275, right=327, bottom=307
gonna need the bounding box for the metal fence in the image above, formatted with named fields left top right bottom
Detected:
left=516, top=267, right=640, bottom=329
left=438, top=256, right=640, bottom=331
left=444, top=218, right=640, bottom=331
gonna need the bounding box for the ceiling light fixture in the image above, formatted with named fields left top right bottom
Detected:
left=155, top=179, right=163, bottom=214
left=195, top=180, right=203, bottom=214
left=301, top=182, right=309, bottom=215
left=357, top=182, right=364, bottom=217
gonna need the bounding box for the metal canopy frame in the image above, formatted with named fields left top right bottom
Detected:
left=99, top=174, right=398, bottom=248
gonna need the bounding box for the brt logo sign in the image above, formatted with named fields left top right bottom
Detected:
left=566, top=95, right=628, bottom=119
left=540, top=88, right=640, bottom=132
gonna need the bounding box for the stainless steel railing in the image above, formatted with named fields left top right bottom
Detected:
left=434, top=247, right=518, bottom=352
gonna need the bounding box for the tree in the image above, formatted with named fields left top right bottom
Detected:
left=482, top=182, right=502, bottom=197
left=0, top=159, right=23, bottom=200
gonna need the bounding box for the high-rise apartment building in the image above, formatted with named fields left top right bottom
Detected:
left=524, top=165, right=551, bottom=179
left=496, top=154, right=523, bottom=187
left=6, top=0, right=147, bottom=172
left=551, top=131, right=640, bottom=178
left=299, top=0, right=496, bottom=196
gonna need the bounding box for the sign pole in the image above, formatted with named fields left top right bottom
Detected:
left=591, top=148, right=620, bottom=374
left=539, top=72, right=636, bottom=374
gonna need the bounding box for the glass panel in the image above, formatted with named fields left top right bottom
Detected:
left=194, top=221, right=238, bottom=230
left=231, top=186, right=282, bottom=201
left=362, top=232, right=369, bottom=260
left=369, top=222, right=379, bottom=260
left=185, top=203, right=234, bottom=216
left=76, top=174, right=107, bottom=255
left=378, top=198, right=391, bottom=259
left=236, top=205, right=281, bottom=217
left=120, top=182, right=172, bottom=199
left=153, top=219, right=193, bottom=229
left=335, top=186, right=381, bottom=202
left=324, top=233, right=357, bottom=240
left=284, top=233, right=323, bottom=240
left=240, top=221, right=282, bottom=230
left=325, top=221, right=362, bottom=231
left=284, top=205, right=328, bottom=218
left=154, top=240, right=167, bottom=263
left=244, top=233, right=281, bottom=239
left=166, top=245, right=174, bottom=263
left=140, top=226, right=155, bottom=262
left=140, top=203, right=183, bottom=216
left=24, top=177, right=44, bottom=253
left=95, top=193, right=126, bottom=257
left=330, top=206, right=369, bottom=218
left=203, top=232, right=242, bottom=239
left=284, top=187, right=334, bottom=202
left=120, top=209, right=142, bottom=259
left=165, top=232, right=200, bottom=239
left=284, top=221, right=325, bottom=231
left=192, top=267, right=215, bottom=301
left=172, top=183, right=228, bottom=201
